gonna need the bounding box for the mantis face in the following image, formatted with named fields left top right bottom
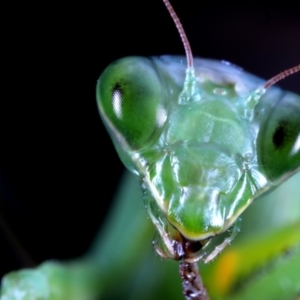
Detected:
left=96, top=55, right=300, bottom=261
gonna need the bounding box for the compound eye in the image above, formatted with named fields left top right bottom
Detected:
left=257, top=94, right=300, bottom=182
left=96, top=57, right=167, bottom=150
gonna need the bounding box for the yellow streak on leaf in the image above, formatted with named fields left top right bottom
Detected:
left=213, top=250, right=240, bottom=294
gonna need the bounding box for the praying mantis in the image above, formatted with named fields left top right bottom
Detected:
left=0, top=0, right=299, bottom=300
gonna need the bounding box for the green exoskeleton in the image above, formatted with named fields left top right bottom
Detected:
left=97, top=54, right=299, bottom=261
left=96, top=0, right=300, bottom=298
left=1, top=1, right=299, bottom=300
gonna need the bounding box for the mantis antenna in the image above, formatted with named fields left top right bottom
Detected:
left=162, top=0, right=194, bottom=69
left=264, top=64, right=300, bottom=89
left=162, top=0, right=300, bottom=91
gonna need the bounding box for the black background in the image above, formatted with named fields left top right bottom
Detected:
left=1, top=0, right=300, bottom=278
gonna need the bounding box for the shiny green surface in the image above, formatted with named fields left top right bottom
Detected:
left=97, top=56, right=300, bottom=253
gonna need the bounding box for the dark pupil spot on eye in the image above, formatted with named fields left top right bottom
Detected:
left=273, top=120, right=288, bottom=149
left=112, top=83, right=123, bottom=98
